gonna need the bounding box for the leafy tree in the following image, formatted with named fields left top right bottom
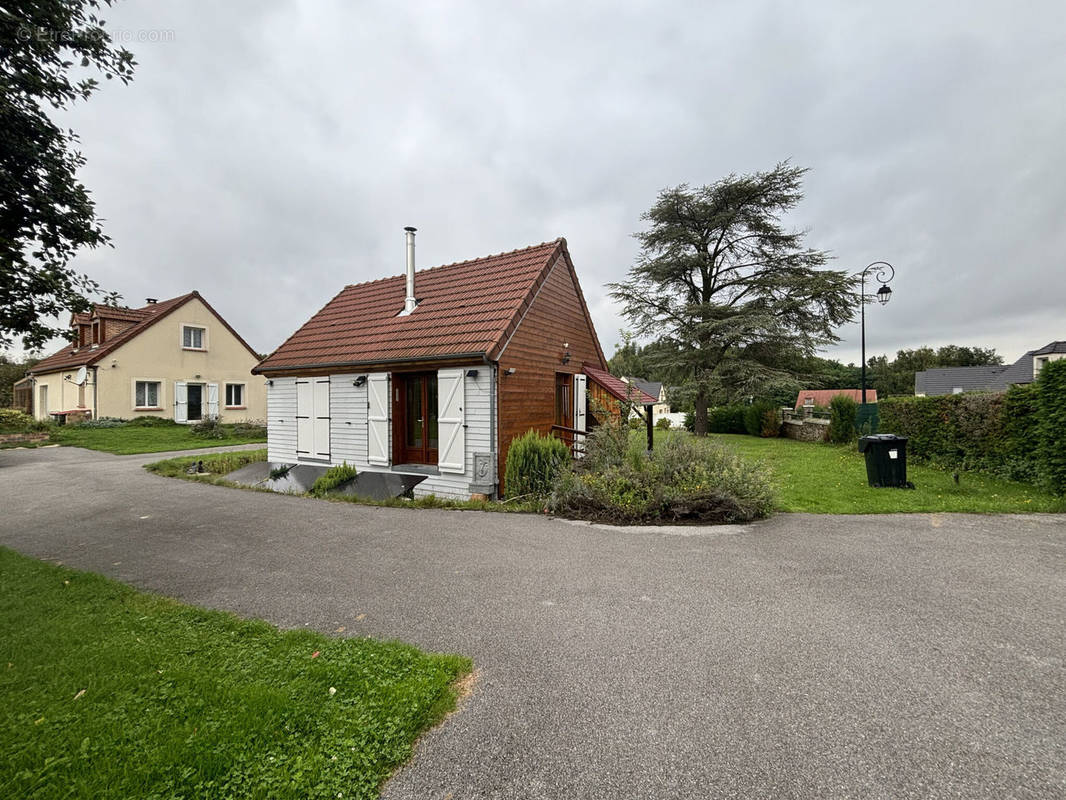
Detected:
left=609, top=162, right=856, bottom=435
left=606, top=331, right=647, bottom=379
left=1, top=1, right=135, bottom=349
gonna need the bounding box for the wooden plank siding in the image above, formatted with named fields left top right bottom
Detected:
left=495, top=253, right=607, bottom=493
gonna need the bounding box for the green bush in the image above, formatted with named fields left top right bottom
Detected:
left=310, top=462, right=358, bottom=496
left=627, top=416, right=643, bottom=431
left=549, top=425, right=774, bottom=524
left=828, top=395, right=857, bottom=444
left=1036, top=360, right=1066, bottom=494
left=504, top=429, right=571, bottom=498
left=77, top=416, right=127, bottom=428
left=190, top=416, right=225, bottom=439
left=707, top=405, right=746, bottom=434
left=878, top=386, right=1062, bottom=489
left=228, top=420, right=267, bottom=438
left=126, top=416, right=176, bottom=428
left=655, top=417, right=672, bottom=431
left=743, top=401, right=779, bottom=437
left=0, top=409, right=41, bottom=432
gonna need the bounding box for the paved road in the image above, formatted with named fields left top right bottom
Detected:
left=1, top=445, right=1064, bottom=799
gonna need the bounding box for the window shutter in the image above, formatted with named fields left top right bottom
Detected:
left=296, top=380, right=312, bottom=455
left=313, top=378, right=330, bottom=459
left=437, top=368, right=465, bottom=474
left=573, top=373, right=587, bottom=458
left=367, top=373, right=390, bottom=465
left=206, top=383, right=219, bottom=418
left=174, top=381, right=188, bottom=423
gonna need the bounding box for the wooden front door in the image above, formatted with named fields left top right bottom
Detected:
left=394, top=372, right=438, bottom=465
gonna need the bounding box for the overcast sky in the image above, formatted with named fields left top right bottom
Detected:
left=49, top=0, right=1066, bottom=367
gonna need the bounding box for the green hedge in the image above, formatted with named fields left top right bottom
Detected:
left=504, top=429, right=570, bottom=498
left=1037, top=360, right=1066, bottom=493
left=878, top=363, right=1066, bottom=493
left=828, top=395, right=857, bottom=444
left=707, top=406, right=746, bottom=434
left=743, top=401, right=779, bottom=438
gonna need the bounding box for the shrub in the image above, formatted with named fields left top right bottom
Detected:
left=549, top=426, right=774, bottom=524
left=228, top=420, right=267, bottom=438
left=504, top=429, right=571, bottom=499
left=655, top=417, right=672, bottom=431
left=743, top=401, right=779, bottom=437
left=1036, top=359, right=1066, bottom=494
left=828, top=395, right=857, bottom=444
left=126, top=416, right=176, bottom=427
left=0, top=409, right=41, bottom=432
left=190, top=416, right=225, bottom=439
left=683, top=411, right=695, bottom=432
left=310, top=462, right=358, bottom=497
left=77, top=416, right=127, bottom=428
left=707, top=405, right=747, bottom=434
left=627, top=416, right=643, bottom=431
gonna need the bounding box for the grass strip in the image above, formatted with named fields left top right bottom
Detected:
left=707, top=433, right=1066, bottom=514
left=0, top=548, right=470, bottom=799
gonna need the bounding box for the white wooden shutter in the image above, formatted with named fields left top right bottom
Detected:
left=437, top=368, right=465, bottom=474
left=296, top=379, right=312, bottom=456
left=313, top=378, right=330, bottom=459
left=367, top=373, right=390, bottom=466
left=174, top=381, right=188, bottom=423
left=573, top=373, right=587, bottom=458
left=206, top=383, right=219, bottom=418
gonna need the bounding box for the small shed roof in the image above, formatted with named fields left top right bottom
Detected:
left=584, top=366, right=658, bottom=405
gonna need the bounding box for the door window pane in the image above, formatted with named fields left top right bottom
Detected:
left=405, top=377, right=423, bottom=448
left=427, top=376, right=438, bottom=449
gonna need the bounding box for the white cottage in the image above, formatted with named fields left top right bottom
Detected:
left=252, top=231, right=648, bottom=499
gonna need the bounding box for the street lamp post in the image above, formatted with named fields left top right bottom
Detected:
left=859, top=261, right=895, bottom=405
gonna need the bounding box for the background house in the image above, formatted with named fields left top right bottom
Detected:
left=794, top=389, right=877, bottom=411
left=621, top=377, right=670, bottom=417
left=253, top=232, right=653, bottom=500
left=914, top=341, right=1065, bottom=396
left=25, top=292, right=265, bottom=423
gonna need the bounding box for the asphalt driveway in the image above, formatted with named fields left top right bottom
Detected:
left=1, top=445, right=1064, bottom=799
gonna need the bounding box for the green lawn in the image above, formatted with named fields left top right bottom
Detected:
left=705, top=433, right=1066, bottom=514
left=47, top=423, right=267, bottom=454
left=0, top=548, right=470, bottom=799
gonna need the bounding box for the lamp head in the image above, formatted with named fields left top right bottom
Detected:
left=876, top=284, right=892, bottom=305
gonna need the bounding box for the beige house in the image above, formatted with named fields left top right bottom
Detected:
left=25, top=292, right=265, bottom=423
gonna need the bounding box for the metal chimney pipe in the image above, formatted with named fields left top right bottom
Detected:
left=404, top=226, right=417, bottom=313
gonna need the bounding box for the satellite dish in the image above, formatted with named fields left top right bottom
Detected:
left=74, top=366, right=88, bottom=386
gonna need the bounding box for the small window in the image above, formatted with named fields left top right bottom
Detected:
left=136, top=381, right=161, bottom=408
left=225, top=383, right=244, bottom=407
left=91, top=320, right=101, bottom=345
left=182, top=326, right=205, bottom=349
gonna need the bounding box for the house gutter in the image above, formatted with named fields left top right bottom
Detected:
left=254, top=351, right=490, bottom=374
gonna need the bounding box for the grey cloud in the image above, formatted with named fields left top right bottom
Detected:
left=49, top=0, right=1065, bottom=368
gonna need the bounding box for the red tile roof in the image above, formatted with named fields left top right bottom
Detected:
left=255, top=239, right=601, bottom=372
left=30, top=292, right=259, bottom=374
left=584, top=366, right=658, bottom=405
left=795, top=388, right=877, bottom=408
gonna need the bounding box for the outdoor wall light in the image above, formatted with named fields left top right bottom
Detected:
left=505, top=367, right=516, bottom=375
left=353, top=375, right=367, bottom=387
left=466, top=369, right=479, bottom=379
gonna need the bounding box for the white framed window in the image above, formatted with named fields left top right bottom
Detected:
left=181, top=325, right=206, bottom=350
left=134, top=380, right=162, bottom=409
left=225, top=383, right=245, bottom=408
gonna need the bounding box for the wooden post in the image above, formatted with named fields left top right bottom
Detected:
left=645, top=404, right=654, bottom=451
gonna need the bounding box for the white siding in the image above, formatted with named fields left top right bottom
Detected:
left=330, top=373, right=368, bottom=463
left=267, top=378, right=298, bottom=463
left=267, top=367, right=495, bottom=500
